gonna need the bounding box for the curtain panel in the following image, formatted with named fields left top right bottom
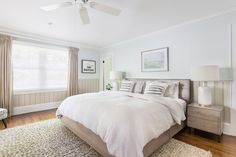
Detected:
left=68, top=47, right=79, bottom=96
left=0, top=34, right=13, bottom=116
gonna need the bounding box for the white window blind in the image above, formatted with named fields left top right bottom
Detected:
left=12, top=41, right=69, bottom=91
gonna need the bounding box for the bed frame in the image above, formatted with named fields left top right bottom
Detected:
left=60, top=79, right=191, bottom=157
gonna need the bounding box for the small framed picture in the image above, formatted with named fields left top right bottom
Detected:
left=141, top=47, right=169, bottom=72
left=81, top=59, right=96, bottom=73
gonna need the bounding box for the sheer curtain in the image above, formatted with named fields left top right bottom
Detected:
left=68, top=47, right=79, bottom=96
left=0, top=34, right=13, bottom=116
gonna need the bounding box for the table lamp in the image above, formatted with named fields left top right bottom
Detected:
left=191, top=65, right=219, bottom=106
left=110, top=71, right=123, bottom=91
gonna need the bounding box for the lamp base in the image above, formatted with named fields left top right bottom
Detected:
left=111, top=82, right=118, bottom=91
left=198, top=86, right=212, bottom=106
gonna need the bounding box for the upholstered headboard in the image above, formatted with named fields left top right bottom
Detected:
left=127, top=78, right=191, bottom=103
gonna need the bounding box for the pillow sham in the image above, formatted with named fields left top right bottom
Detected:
left=119, top=80, right=135, bottom=92
left=164, top=81, right=179, bottom=98
left=133, top=81, right=145, bottom=94
left=144, top=81, right=168, bottom=96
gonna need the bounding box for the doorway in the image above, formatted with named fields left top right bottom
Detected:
left=100, top=55, right=112, bottom=90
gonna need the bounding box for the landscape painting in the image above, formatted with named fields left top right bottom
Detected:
left=141, top=47, right=169, bottom=72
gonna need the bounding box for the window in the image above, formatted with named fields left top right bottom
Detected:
left=12, top=41, right=68, bottom=91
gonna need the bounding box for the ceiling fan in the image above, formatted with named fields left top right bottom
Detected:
left=41, top=0, right=121, bottom=24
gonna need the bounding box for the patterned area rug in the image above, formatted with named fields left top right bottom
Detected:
left=0, top=119, right=212, bottom=157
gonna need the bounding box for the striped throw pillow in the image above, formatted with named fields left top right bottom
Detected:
left=144, top=81, right=168, bottom=96
left=133, top=81, right=145, bottom=93
left=119, top=80, right=135, bottom=92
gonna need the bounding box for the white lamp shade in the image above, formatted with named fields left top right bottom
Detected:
left=110, top=71, right=122, bottom=80
left=191, top=65, right=219, bottom=81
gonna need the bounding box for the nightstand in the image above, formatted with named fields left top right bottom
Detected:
left=187, top=103, right=224, bottom=142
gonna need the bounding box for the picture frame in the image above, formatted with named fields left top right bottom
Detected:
left=81, top=59, right=96, bottom=74
left=141, top=47, right=169, bottom=72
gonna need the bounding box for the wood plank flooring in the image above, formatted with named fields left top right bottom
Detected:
left=0, top=109, right=56, bottom=129
left=0, top=109, right=236, bottom=157
left=175, top=129, right=236, bottom=157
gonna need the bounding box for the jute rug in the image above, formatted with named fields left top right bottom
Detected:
left=0, top=119, right=212, bottom=157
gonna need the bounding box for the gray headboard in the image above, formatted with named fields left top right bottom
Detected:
left=127, top=78, right=191, bottom=103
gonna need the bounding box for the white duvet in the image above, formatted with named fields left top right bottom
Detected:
left=56, top=91, right=186, bottom=157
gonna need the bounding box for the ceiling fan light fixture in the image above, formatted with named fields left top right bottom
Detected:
left=41, top=0, right=121, bottom=24
left=82, top=0, right=89, bottom=4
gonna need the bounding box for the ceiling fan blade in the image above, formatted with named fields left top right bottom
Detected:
left=89, top=2, right=121, bottom=16
left=41, top=2, right=73, bottom=11
left=79, top=7, right=90, bottom=24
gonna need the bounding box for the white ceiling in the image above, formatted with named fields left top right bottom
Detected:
left=1, top=0, right=236, bottom=48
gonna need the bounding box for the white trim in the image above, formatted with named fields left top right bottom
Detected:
left=13, top=40, right=69, bottom=51
left=223, top=122, right=236, bottom=136
left=103, top=8, right=236, bottom=49
left=0, top=26, right=99, bottom=50
left=13, top=102, right=61, bottom=116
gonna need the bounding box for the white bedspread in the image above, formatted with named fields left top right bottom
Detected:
left=56, top=91, right=186, bottom=157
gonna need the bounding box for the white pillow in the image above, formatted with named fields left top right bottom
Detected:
left=164, top=81, right=179, bottom=98
left=119, top=80, right=135, bottom=92
left=144, top=81, right=168, bottom=96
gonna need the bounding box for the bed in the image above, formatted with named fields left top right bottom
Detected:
left=57, top=79, right=190, bottom=157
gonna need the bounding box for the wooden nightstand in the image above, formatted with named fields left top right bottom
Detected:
left=187, top=103, right=224, bottom=142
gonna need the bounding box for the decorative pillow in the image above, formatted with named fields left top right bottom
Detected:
left=133, top=81, right=145, bottom=93
left=164, top=81, right=179, bottom=98
left=144, top=81, right=168, bottom=96
left=119, top=80, right=135, bottom=92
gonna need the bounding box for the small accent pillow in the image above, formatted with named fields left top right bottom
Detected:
left=133, top=81, right=145, bottom=93
left=164, top=81, right=179, bottom=98
left=119, top=80, right=135, bottom=92
left=144, top=81, right=168, bottom=96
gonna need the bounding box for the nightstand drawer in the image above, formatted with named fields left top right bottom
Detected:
left=187, top=116, right=222, bottom=135
left=188, top=107, right=221, bottom=121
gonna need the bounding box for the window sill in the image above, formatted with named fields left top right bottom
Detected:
left=13, top=88, right=67, bottom=95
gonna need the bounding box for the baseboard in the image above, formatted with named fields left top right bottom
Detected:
left=223, top=122, right=236, bottom=136
left=13, top=102, right=61, bottom=116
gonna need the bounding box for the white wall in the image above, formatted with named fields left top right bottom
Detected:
left=229, top=24, right=236, bottom=135
left=101, top=11, right=236, bottom=136
left=101, top=14, right=235, bottom=78
left=79, top=47, right=100, bottom=79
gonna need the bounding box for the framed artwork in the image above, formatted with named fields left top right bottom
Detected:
left=81, top=59, right=96, bottom=73
left=141, top=47, right=169, bottom=72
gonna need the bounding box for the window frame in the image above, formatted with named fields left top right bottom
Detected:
left=12, top=40, right=69, bottom=93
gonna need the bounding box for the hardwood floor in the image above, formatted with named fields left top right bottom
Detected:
left=0, top=109, right=236, bottom=157
left=174, top=129, right=236, bottom=157
left=0, top=109, right=56, bottom=129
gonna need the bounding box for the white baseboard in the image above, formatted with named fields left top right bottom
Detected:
left=13, top=102, right=61, bottom=116
left=224, top=123, right=231, bottom=134
left=223, top=122, right=236, bottom=136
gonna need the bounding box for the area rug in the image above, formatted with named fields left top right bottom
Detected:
left=0, top=119, right=212, bottom=157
